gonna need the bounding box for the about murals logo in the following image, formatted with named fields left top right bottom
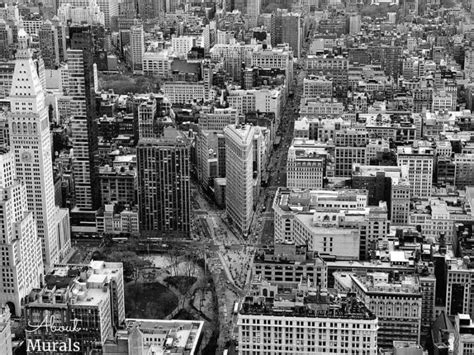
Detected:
left=26, top=316, right=82, bottom=352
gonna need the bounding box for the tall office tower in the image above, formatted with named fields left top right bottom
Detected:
left=397, top=143, right=434, bottom=199
left=8, top=30, right=72, bottom=269
left=271, top=10, right=302, bottom=58
left=137, top=94, right=172, bottom=139
left=97, top=0, right=118, bottom=28
left=247, top=0, right=261, bottom=26
left=68, top=27, right=100, bottom=210
left=0, top=20, right=11, bottom=61
left=0, top=150, right=43, bottom=316
left=348, top=13, right=361, bottom=34
left=224, top=124, right=255, bottom=235
left=38, top=20, right=67, bottom=69
left=130, top=24, right=144, bottom=74
left=137, top=128, right=191, bottom=238
left=465, top=47, right=474, bottom=80
left=202, top=60, right=213, bottom=101
left=137, top=0, right=165, bottom=19
left=138, top=97, right=157, bottom=139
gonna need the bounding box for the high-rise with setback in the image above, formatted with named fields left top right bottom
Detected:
left=0, top=149, right=43, bottom=316
left=8, top=29, right=70, bottom=270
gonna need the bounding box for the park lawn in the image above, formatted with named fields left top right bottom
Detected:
left=125, top=282, right=178, bottom=319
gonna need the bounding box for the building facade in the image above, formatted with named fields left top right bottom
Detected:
left=137, top=129, right=191, bottom=238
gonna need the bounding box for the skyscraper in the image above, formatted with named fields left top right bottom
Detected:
left=0, top=20, right=11, bottom=61
left=38, top=20, right=67, bottom=69
left=0, top=149, right=43, bottom=316
left=271, top=10, right=303, bottom=58
left=97, top=0, right=118, bottom=28
left=68, top=27, right=100, bottom=210
left=130, top=24, right=144, bottom=74
left=224, top=124, right=255, bottom=234
left=7, top=29, right=63, bottom=270
left=247, top=0, right=261, bottom=26
left=137, top=127, right=191, bottom=238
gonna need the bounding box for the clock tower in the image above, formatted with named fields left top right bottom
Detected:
left=8, top=29, right=71, bottom=270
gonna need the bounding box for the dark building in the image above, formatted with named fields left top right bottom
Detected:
left=137, top=128, right=191, bottom=238
left=99, top=166, right=136, bottom=206
left=352, top=171, right=392, bottom=216
left=69, top=26, right=101, bottom=210
left=217, top=133, right=226, bottom=178
left=436, top=157, right=455, bottom=186
left=38, top=20, right=67, bottom=69
left=0, top=21, right=10, bottom=61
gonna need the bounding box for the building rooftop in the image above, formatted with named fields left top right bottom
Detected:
left=240, top=283, right=376, bottom=321
left=115, top=319, right=204, bottom=355
left=27, top=261, right=123, bottom=308
left=352, top=164, right=409, bottom=185
left=351, top=272, right=421, bottom=295
left=274, top=188, right=368, bottom=212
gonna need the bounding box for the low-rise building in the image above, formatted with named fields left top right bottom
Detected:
left=454, top=314, right=474, bottom=355
left=253, top=244, right=327, bottom=288
left=103, top=319, right=204, bottom=355
left=237, top=277, right=378, bottom=355
left=302, top=76, right=333, bottom=98
left=350, top=272, right=422, bottom=349
left=162, top=81, right=206, bottom=104
left=286, top=138, right=331, bottom=189
left=25, top=261, right=125, bottom=354
left=99, top=165, right=136, bottom=206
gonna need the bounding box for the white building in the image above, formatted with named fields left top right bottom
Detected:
left=142, top=50, right=172, bottom=77
left=299, top=97, right=344, bottom=117
left=97, top=0, right=118, bottom=28
left=237, top=277, right=378, bottom=355
left=57, top=0, right=105, bottom=26
left=397, top=144, right=434, bottom=199
left=130, top=24, right=144, bottom=74
left=286, top=138, right=329, bottom=189
left=465, top=48, right=474, bottom=80
left=25, top=261, right=125, bottom=353
left=162, top=81, right=206, bottom=104
left=272, top=188, right=368, bottom=244
left=224, top=124, right=255, bottom=234
left=432, top=91, right=455, bottom=112
left=199, top=107, right=238, bottom=131
left=104, top=319, right=204, bottom=354
left=8, top=30, right=70, bottom=270
left=171, top=36, right=195, bottom=57
left=454, top=314, right=474, bottom=355
left=303, top=76, right=333, bottom=98
left=0, top=150, right=43, bottom=316
left=350, top=272, right=422, bottom=349
left=226, top=87, right=284, bottom=126
left=250, top=45, right=294, bottom=86
left=246, top=0, right=261, bottom=26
